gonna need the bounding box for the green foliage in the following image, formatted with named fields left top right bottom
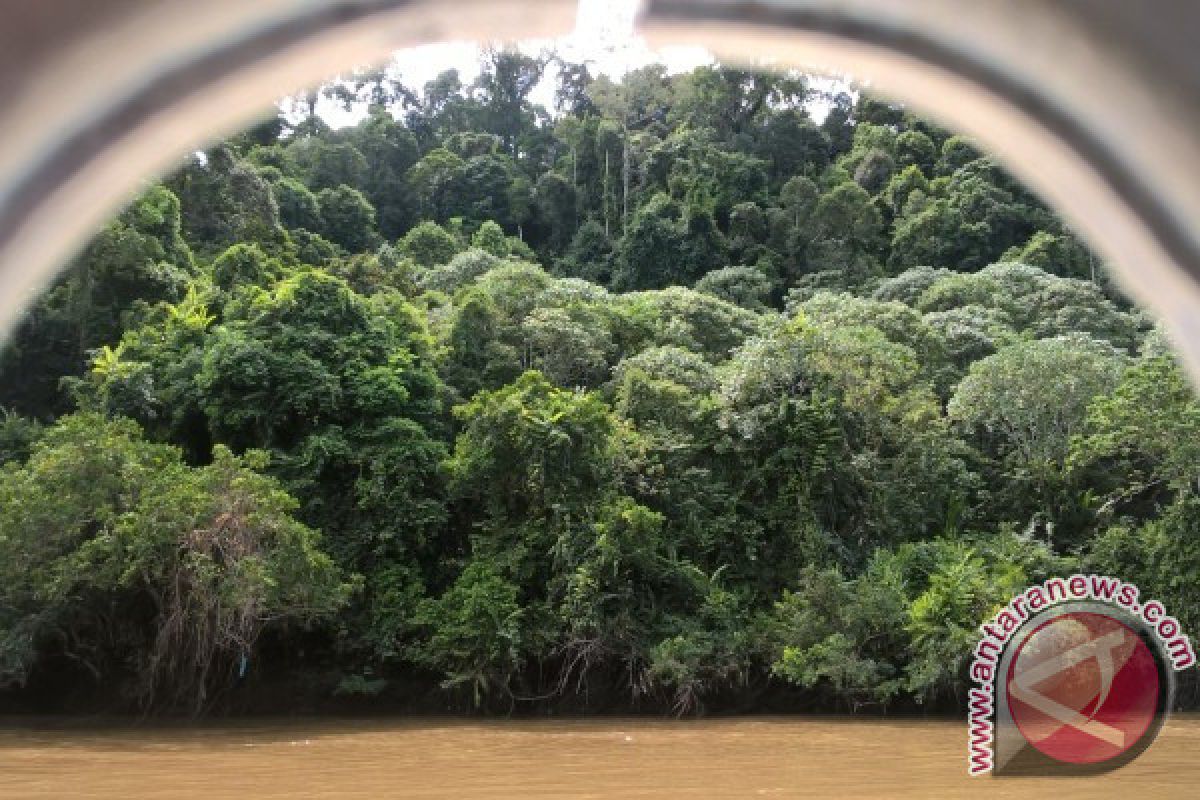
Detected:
left=0, top=411, right=41, bottom=466
left=82, top=271, right=446, bottom=670
left=889, top=160, right=1051, bottom=271
left=266, top=172, right=323, bottom=232
left=347, top=110, right=421, bottom=238
left=936, top=135, right=981, bottom=176
left=1086, top=499, right=1200, bottom=636
left=894, top=130, right=936, bottom=173
left=894, top=262, right=1141, bottom=351
left=401, top=220, right=460, bottom=267
left=170, top=145, right=286, bottom=255
left=210, top=243, right=283, bottom=293
left=880, top=165, right=929, bottom=219
left=807, top=181, right=882, bottom=266
left=694, top=266, right=772, bottom=310
left=610, top=286, right=762, bottom=363
left=0, top=414, right=349, bottom=712
left=872, top=266, right=954, bottom=305
left=923, top=304, right=1018, bottom=381
left=902, top=532, right=1065, bottom=700
left=1002, top=230, right=1098, bottom=281
left=420, top=248, right=501, bottom=293
left=447, top=371, right=616, bottom=529
left=521, top=306, right=613, bottom=387
left=772, top=532, right=1068, bottom=706
left=412, top=560, right=524, bottom=706
left=612, top=346, right=718, bottom=395
left=558, top=219, right=614, bottom=283
left=1071, top=355, right=1200, bottom=506
left=439, top=287, right=522, bottom=400
left=0, top=185, right=195, bottom=414
left=408, top=147, right=466, bottom=221
left=614, top=193, right=701, bottom=290
left=290, top=138, right=368, bottom=191
left=471, top=220, right=510, bottom=257
left=950, top=336, right=1126, bottom=470
left=289, top=228, right=341, bottom=266
left=317, top=184, right=378, bottom=252
left=5, top=55, right=1195, bottom=718
left=772, top=564, right=907, bottom=708
left=950, top=335, right=1127, bottom=543
left=643, top=582, right=760, bottom=715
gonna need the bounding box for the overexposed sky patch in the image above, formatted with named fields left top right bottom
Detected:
left=314, top=0, right=842, bottom=127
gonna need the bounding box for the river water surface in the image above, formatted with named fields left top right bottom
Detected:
left=1, top=715, right=1196, bottom=798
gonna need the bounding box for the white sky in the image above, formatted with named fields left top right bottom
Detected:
left=314, top=0, right=841, bottom=127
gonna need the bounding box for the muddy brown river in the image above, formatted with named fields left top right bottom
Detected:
left=0, top=715, right=1196, bottom=798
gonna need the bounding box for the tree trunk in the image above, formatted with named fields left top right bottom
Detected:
left=622, top=125, right=631, bottom=233
left=603, top=149, right=610, bottom=238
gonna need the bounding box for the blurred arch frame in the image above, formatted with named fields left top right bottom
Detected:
left=3, top=0, right=1200, bottom=375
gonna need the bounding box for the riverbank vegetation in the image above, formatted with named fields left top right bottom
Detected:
left=1, top=53, right=1196, bottom=715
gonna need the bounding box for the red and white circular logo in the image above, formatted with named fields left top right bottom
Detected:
left=1006, top=611, right=1162, bottom=766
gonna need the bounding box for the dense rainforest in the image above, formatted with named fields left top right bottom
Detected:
left=0, top=52, right=1196, bottom=716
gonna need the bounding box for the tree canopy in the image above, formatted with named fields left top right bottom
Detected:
left=0, top=56, right=1191, bottom=715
